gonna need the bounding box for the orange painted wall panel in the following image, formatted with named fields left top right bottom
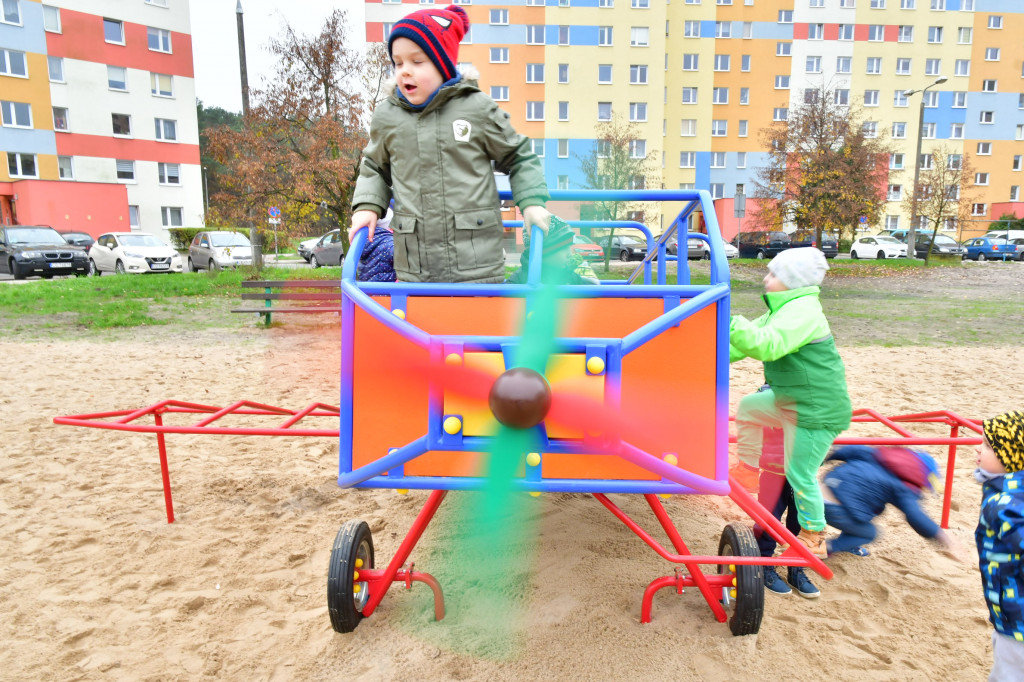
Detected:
left=55, top=134, right=200, bottom=165
left=4, top=179, right=129, bottom=233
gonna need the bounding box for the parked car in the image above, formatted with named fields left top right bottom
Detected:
left=962, top=236, right=1019, bottom=261
left=910, top=233, right=966, bottom=259
left=188, top=231, right=253, bottom=271
left=732, top=231, right=792, bottom=259
left=788, top=230, right=839, bottom=259
left=597, top=235, right=649, bottom=262
left=0, top=225, right=90, bottom=279
left=849, top=235, right=907, bottom=260
left=1011, top=238, right=1024, bottom=261
left=297, top=237, right=320, bottom=262
left=982, top=230, right=1024, bottom=243
left=310, top=229, right=345, bottom=268
left=59, top=231, right=95, bottom=252
left=570, top=234, right=604, bottom=261
left=90, top=232, right=183, bottom=274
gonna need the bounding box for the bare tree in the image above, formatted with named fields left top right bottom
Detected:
left=753, top=83, right=891, bottom=246
left=576, top=114, right=659, bottom=271
left=903, top=145, right=976, bottom=263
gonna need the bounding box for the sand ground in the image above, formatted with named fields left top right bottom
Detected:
left=0, top=318, right=1018, bottom=681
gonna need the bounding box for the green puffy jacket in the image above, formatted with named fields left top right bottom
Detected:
left=730, top=287, right=852, bottom=431
left=352, top=77, right=549, bottom=284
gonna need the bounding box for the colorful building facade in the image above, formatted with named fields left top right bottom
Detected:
left=0, top=0, right=202, bottom=242
left=364, top=0, right=1023, bottom=239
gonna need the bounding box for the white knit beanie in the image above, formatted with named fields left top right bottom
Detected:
left=768, top=247, right=829, bottom=289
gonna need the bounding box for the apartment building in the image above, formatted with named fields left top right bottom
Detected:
left=365, top=0, right=1023, bottom=239
left=0, top=0, right=202, bottom=242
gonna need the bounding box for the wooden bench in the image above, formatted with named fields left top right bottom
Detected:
left=233, top=280, right=342, bottom=326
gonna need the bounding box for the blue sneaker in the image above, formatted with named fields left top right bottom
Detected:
left=764, top=568, right=792, bottom=595
left=787, top=568, right=820, bottom=599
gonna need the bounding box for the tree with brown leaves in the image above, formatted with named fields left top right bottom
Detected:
left=902, top=145, right=976, bottom=263
left=753, top=84, right=891, bottom=247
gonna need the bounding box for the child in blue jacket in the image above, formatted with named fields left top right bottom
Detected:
left=974, top=410, right=1024, bottom=681
left=821, top=445, right=959, bottom=557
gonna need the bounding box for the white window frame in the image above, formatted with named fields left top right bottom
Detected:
left=895, top=58, right=912, bottom=75
left=864, top=90, right=879, bottom=106
left=629, top=139, right=646, bottom=158
left=557, top=139, right=569, bottom=158
left=630, top=26, right=649, bottom=47
left=526, top=101, right=544, bottom=121
left=158, top=162, right=181, bottom=185
left=490, top=86, right=509, bottom=101
left=489, top=9, right=508, bottom=25
left=808, top=23, right=823, bottom=40
left=161, top=206, right=184, bottom=228
left=629, top=64, right=648, bottom=84
left=108, top=65, right=128, bottom=91
left=683, top=54, right=699, bottom=71
left=147, top=26, right=172, bottom=53
left=977, top=142, right=991, bottom=155
left=526, top=63, right=544, bottom=83
left=525, top=25, right=544, bottom=45
left=681, top=119, right=696, bottom=136
left=0, top=100, right=32, bottom=128
left=775, top=75, right=790, bottom=89
left=710, top=151, right=726, bottom=168
left=104, top=18, right=125, bottom=45
left=42, top=5, right=60, bottom=32
left=776, top=42, right=791, bottom=56
left=150, top=72, right=173, bottom=97
left=52, top=106, right=68, bottom=132
left=681, top=87, right=698, bottom=104
left=558, top=101, right=569, bottom=121
left=712, top=87, right=729, bottom=104
left=868, top=25, right=884, bottom=41
left=597, top=102, right=612, bottom=120
left=806, top=56, right=822, bottom=74
left=890, top=153, right=904, bottom=169
left=773, top=107, right=788, bottom=121
left=116, top=159, right=136, bottom=183
left=629, top=102, right=647, bottom=122
left=0, top=48, right=27, bottom=78
left=958, top=27, right=972, bottom=44
left=838, top=24, right=854, bottom=41
left=111, top=112, right=132, bottom=137
left=836, top=57, right=852, bottom=74
left=954, top=59, right=970, bottom=76
left=714, top=54, right=730, bottom=71
left=598, top=64, right=612, bottom=83
left=490, top=48, right=509, bottom=64
left=866, top=57, right=882, bottom=75
left=1, top=0, right=22, bottom=26
left=684, top=21, right=700, bottom=38
left=985, top=47, right=1000, bottom=61
left=739, top=87, right=749, bottom=105
left=599, top=26, right=613, bottom=46
left=57, top=155, right=73, bottom=180
left=711, top=120, right=727, bottom=136
left=679, top=151, right=696, bottom=168
left=7, top=152, right=37, bottom=178
left=925, top=58, right=942, bottom=76
left=155, top=117, right=177, bottom=141
left=987, top=15, right=1002, bottom=29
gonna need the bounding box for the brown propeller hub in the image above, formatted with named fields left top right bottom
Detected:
left=488, top=367, right=552, bottom=430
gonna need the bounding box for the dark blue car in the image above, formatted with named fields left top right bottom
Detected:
left=962, top=236, right=1018, bottom=261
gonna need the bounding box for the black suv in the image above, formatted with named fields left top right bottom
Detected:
left=788, top=230, right=839, bottom=259
left=732, top=231, right=792, bottom=259
left=0, top=225, right=90, bottom=279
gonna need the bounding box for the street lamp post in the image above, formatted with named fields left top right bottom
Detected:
left=903, top=76, right=947, bottom=259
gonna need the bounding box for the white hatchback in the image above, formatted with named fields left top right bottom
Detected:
left=850, top=236, right=907, bottom=260
left=90, top=232, right=183, bottom=275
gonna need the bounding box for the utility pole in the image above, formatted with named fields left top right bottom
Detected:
left=904, top=76, right=947, bottom=261
left=236, top=0, right=262, bottom=271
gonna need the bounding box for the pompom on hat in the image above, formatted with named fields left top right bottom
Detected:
left=387, top=5, right=470, bottom=82
left=983, top=410, right=1024, bottom=473
left=767, top=247, right=829, bottom=290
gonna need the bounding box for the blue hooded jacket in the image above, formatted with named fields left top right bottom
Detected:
left=976, top=470, right=1024, bottom=639
left=823, top=445, right=940, bottom=539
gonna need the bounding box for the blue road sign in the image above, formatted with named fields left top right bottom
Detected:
left=268, top=206, right=281, bottom=218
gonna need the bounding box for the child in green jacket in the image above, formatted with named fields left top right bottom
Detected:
left=729, top=247, right=852, bottom=559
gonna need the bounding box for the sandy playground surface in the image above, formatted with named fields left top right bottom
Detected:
left=1, top=319, right=1019, bottom=681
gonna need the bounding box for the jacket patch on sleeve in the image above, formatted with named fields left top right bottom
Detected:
left=453, top=119, right=472, bottom=142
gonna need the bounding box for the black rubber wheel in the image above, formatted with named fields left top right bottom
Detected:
left=755, top=250, right=767, bottom=260
left=187, top=257, right=197, bottom=272
left=619, top=249, right=630, bottom=262
left=850, top=250, right=859, bottom=260
left=876, top=250, right=885, bottom=260
left=115, top=259, right=126, bottom=275
left=328, top=520, right=374, bottom=633
left=310, top=254, right=320, bottom=269
left=717, top=523, right=764, bottom=636
left=10, top=259, right=25, bottom=280
left=209, top=258, right=219, bottom=272
left=89, top=259, right=99, bottom=276
left=702, top=249, right=710, bottom=260
left=338, top=254, right=345, bottom=267
left=977, top=252, right=986, bottom=261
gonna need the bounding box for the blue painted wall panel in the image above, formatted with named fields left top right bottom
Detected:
left=0, top=127, right=57, bottom=156
left=0, top=2, right=47, bottom=54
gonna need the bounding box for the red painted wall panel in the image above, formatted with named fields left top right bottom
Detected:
left=6, top=180, right=130, bottom=234
left=55, top=134, right=200, bottom=165
left=46, top=9, right=194, bottom=77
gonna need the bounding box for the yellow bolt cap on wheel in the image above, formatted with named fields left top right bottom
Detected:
left=396, top=489, right=408, bottom=495
left=529, top=491, right=542, bottom=497
left=392, top=309, right=406, bottom=319
left=526, top=452, right=541, bottom=467
left=663, top=453, right=678, bottom=466
left=728, top=564, right=736, bottom=573
left=729, top=588, right=737, bottom=599
left=355, top=558, right=363, bottom=569
left=445, top=353, right=462, bottom=366
left=353, top=571, right=359, bottom=581
left=353, top=584, right=362, bottom=594
left=732, top=577, right=737, bottom=587
left=586, top=356, right=606, bottom=375
left=443, top=416, right=462, bottom=434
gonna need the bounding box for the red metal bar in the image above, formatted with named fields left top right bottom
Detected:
left=642, top=576, right=681, bottom=624
left=643, top=494, right=728, bottom=622
left=360, top=569, right=446, bottom=622
left=361, top=490, right=447, bottom=618
left=942, top=424, right=959, bottom=529
left=154, top=413, right=174, bottom=524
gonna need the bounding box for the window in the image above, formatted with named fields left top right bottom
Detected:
left=870, top=0, right=886, bottom=7
left=598, top=64, right=612, bottom=83
left=835, top=89, right=850, bottom=105
left=954, top=59, right=970, bottom=76
left=841, top=0, right=856, bottom=6
left=110, top=113, right=132, bottom=137
left=161, top=207, right=184, bottom=227
left=982, top=79, right=997, bottom=93
left=555, top=139, right=568, bottom=158
left=739, top=87, right=749, bottom=105
left=598, top=102, right=612, bottom=120
left=776, top=41, right=791, bottom=56
left=7, top=152, right=36, bottom=178
left=890, top=153, right=904, bottom=169
left=490, top=48, right=509, bottom=63
left=682, top=87, right=698, bottom=103
left=155, top=118, right=176, bottom=140
left=773, top=107, right=788, bottom=121
left=526, top=63, right=544, bottom=83
left=1015, top=155, right=1023, bottom=171
left=630, top=27, right=649, bottom=47
left=629, top=102, right=647, bottom=121
left=896, top=58, right=912, bottom=75
left=971, top=204, right=986, bottom=217
left=975, top=172, right=989, bottom=185
left=489, top=9, right=508, bottom=24
left=868, top=25, right=884, bottom=41
left=837, top=57, right=852, bottom=74
left=712, top=87, right=729, bottom=104
left=557, top=175, right=569, bottom=191
left=987, top=15, right=1002, bottom=29
left=901, top=0, right=914, bottom=7
left=42, top=5, right=60, bottom=32
left=952, top=91, right=967, bottom=107
left=863, top=121, right=878, bottom=137
left=52, top=106, right=68, bottom=131
left=629, top=140, right=646, bottom=158
left=707, top=183, right=723, bottom=199
left=811, top=0, right=824, bottom=6
left=679, top=151, right=696, bottom=168
left=526, top=25, right=544, bottom=45
left=838, top=24, right=854, bottom=41
left=683, top=54, right=699, bottom=71
left=711, top=120, right=727, bottom=136
left=931, top=0, right=944, bottom=8
left=531, top=139, right=544, bottom=157
left=382, top=23, right=394, bottom=40
left=57, top=155, right=73, bottom=180
left=104, top=18, right=125, bottom=44
left=738, top=120, right=748, bottom=136
left=864, top=90, right=879, bottom=106
left=1011, top=187, right=1020, bottom=202
left=979, top=110, right=994, bottom=124
left=778, top=10, right=793, bottom=23
left=737, top=152, right=747, bottom=168
left=599, top=0, right=613, bottom=6
left=961, top=0, right=973, bottom=9
left=711, top=152, right=726, bottom=168
left=892, top=122, right=906, bottom=138
left=921, top=122, right=935, bottom=138
left=715, top=22, right=731, bottom=38
left=0, top=100, right=31, bottom=128
left=950, top=123, right=964, bottom=139
left=558, top=26, right=569, bottom=45
left=714, top=55, right=730, bottom=71
left=958, top=27, right=972, bottom=43
left=742, top=21, right=752, bottom=39
left=684, top=21, right=700, bottom=37
left=918, top=154, right=934, bottom=172
left=632, top=0, right=649, bottom=6
left=1018, top=124, right=1024, bottom=141
left=147, top=27, right=172, bottom=53
left=158, top=162, right=180, bottom=185
left=885, top=215, right=900, bottom=230
left=866, top=57, right=882, bottom=74
left=985, top=47, right=1000, bottom=61
left=775, top=75, right=790, bottom=89
left=948, top=154, right=962, bottom=169
left=925, top=58, right=941, bottom=76
left=977, top=142, right=991, bottom=155
left=0, top=48, right=27, bottom=77
left=1, top=0, right=21, bottom=24
left=108, top=65, right=128, bottom=91
left=116, top=159, right=136, bottom=182
left=804, top=89, right=820, bottom=104
left=806, top=56, right=821, bottom=74
left=888, top=184, right=902, bottom=202
left=557, top=101, right=569, bottom=121
left=629, top=65, right=647, bottom=84
left=599, top=26, right=613, bottom=46
left=680, top=119, right=696, bottom=136
left=490, top=85, right=509, bottom=101
left=808, top=24, right=823, bottom=40
left=150, top=72, right=173, bottom=97
left=526, top=101, right=544, bottom=121
left=894, top=90, right=909, bottom=107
